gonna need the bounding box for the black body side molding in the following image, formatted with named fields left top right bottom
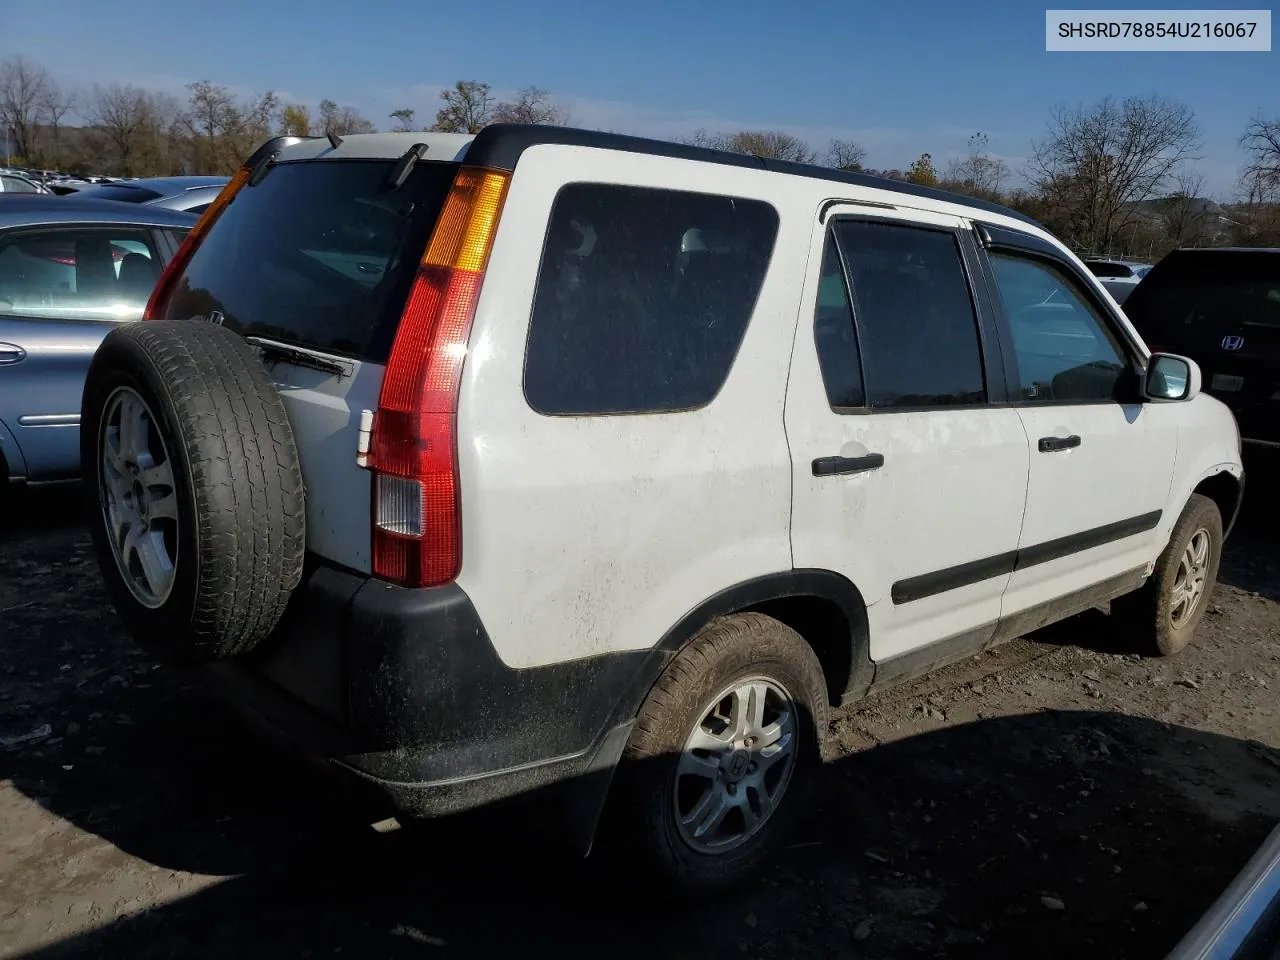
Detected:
left=891, top=510, right=1162, bottom=605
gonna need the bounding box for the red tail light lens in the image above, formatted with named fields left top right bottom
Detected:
left=143, top=166, right=250, bottom=321
left=370, top=167, right=510, bottom=587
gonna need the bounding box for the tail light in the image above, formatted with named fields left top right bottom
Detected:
left=369, top=167, right=510, bottom=587
left=142, top=166, right=250, bottom=320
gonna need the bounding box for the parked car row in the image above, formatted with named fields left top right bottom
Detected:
left=0, top=168, right=50, bottom=194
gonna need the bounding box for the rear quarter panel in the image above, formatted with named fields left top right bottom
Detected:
left=454, top=146, right=811, bottom=669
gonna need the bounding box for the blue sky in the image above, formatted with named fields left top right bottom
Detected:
left=7, top=0, right=1276, bottom=195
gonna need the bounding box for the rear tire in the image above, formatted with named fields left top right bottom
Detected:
left=81, top=319, right=306, bottom=664
left=604, top=613, right=828, bottom=899
left=1113, top=493, right=1222, bottom=657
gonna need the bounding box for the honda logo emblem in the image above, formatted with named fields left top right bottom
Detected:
left=206, top=310, right=225, bottom=326
left=1221, top=335, right=1244, bottom=351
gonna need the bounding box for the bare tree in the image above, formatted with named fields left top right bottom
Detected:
left=0, top=55, right=52, bottom=161
left=827, top=138, right=867, bottom=172
left=87, top=84, right=166, bottom=176
left=181, top=81, right=280, bottom=173
left=389, top=107, right=416, bottom=132
left=318, top=99, right=375, bottom=137
left=1029, top=95, right=1201, bottom=252
left=944, top=132, right=1010, bottom=201
left=681, top=129, right=816, bottom=163
left=493, top=87, right=567, bottom=126
left=432, top=81, right=493, bottom=134
left=1241, top=115, right=1280, bottom=200
left=1161, top=169, right=1213, bottom=248
left=38, top=80, right=76, bottom=167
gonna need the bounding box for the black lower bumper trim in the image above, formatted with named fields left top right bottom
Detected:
left=205, top=565, right=665, bottom=818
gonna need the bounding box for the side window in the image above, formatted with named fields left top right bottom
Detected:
left=0, top=227, right=161, bottom=321
left=0, top=175, right=38, bottom=194
left=988, top=252, right=1129, bottom=403
left=813, top=236, right=865, bottom=408
left=164, top=227, right=191, bottom=252
left=524, top=183, right=779, bottom=415
left=834, top=220, right=986, bottom=408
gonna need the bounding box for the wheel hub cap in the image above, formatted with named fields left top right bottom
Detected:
left=99, top=387, right=179, bottom=610
left=673, top=677, right=798, bottom=854
left=1170, top=527, right=1211, bottom=628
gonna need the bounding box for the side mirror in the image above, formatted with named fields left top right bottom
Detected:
left=1144, top=353, right=1201, bottom=402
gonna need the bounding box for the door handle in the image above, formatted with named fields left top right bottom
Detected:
left=812, top=453, right=885, bottom=476
left=0, top=342, right=25, bottom=365
left=1038, top=435, right=1081, bottom=453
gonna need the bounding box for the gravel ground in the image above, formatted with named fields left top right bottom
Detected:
left=3, top=454, right=1280, bottom=960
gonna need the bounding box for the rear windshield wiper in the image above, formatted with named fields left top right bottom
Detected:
left=246, top=337, right=351, bottom=378
left=386, top=142, right=429, bottom=190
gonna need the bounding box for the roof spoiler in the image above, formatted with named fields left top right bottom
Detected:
left=244, top=135, right=323, bottom=185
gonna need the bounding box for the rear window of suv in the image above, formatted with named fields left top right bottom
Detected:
left=1124, top=251, right=1280, bottom=343
left=163, top=159, right=459, bottom=362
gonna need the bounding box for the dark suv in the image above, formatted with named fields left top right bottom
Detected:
left=1124, top=247, right=1280, bottom=448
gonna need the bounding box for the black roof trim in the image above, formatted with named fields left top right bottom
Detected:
left=465, top=123, right=1044, bottom=230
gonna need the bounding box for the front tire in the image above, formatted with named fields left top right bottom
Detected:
left=1114, top=493, right=1223, bottom=657
left=606, top=613, right=828, bottom=899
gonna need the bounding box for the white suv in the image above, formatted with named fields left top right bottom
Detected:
left=79, top=126, right=1244, bottom=896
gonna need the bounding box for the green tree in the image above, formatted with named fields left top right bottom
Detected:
left=905, top=152, right=939, bottom=187
left=389, top=107, right=416, bottom=132
left=432, top=81, right=493, bottom=133
left=280, top=103, right=312, bottom=137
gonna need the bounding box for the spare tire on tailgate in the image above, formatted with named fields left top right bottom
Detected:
left=80, top=318, right=305, bottom=664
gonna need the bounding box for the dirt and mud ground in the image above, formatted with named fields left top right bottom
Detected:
left=3, top=454, right=1280, bottom=959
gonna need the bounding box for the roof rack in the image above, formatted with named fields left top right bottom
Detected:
left=461, top=123, right=1044, bottom=230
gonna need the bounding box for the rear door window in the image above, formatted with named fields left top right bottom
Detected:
left=523, top=183, right=779, bottom=415
left=0, top=226, right=161, bottom=321
left=833, top=220, right=986, bottom=408
left=163, top=160, right=459, bottom=362
left=812, top=236, right=865, bottom=408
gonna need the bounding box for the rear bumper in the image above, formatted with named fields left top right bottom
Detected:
left=205, top=563, right=659, bottom=820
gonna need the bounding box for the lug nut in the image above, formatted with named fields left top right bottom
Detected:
left=727, top=783, right=737, bottom=795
